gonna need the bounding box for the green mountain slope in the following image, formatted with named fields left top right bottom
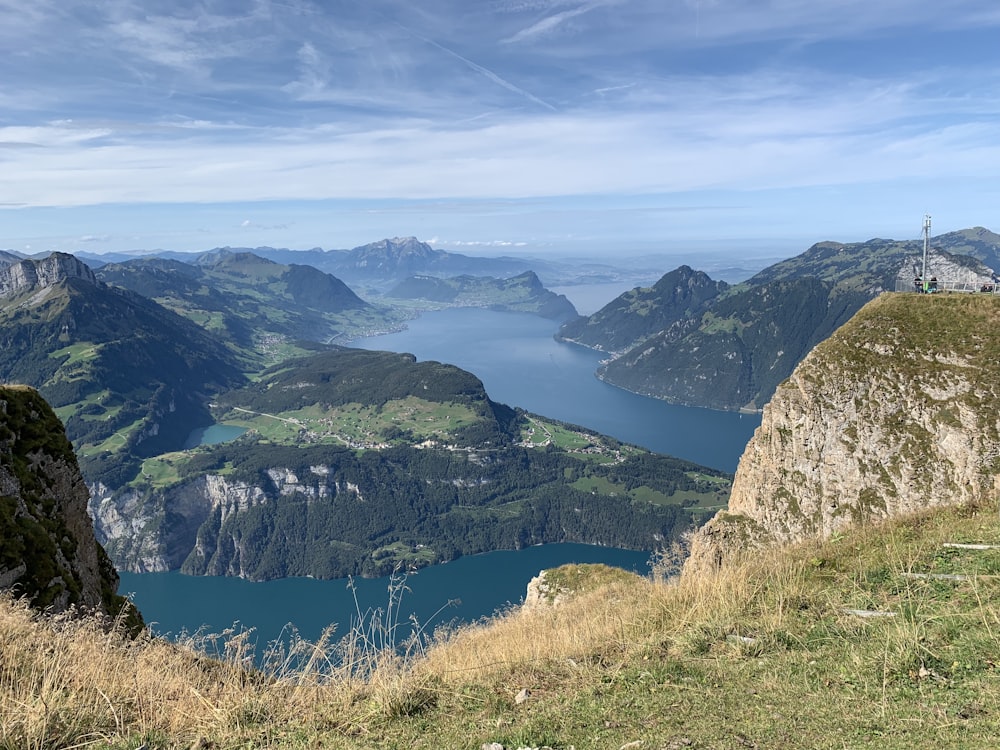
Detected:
left=557, top=265, right=728, bottom=352
left=563, top=229, right=1000, bottom=410
left=215, top=348, right=520, bottom=448
left=601, top=277, right=872, bottom=410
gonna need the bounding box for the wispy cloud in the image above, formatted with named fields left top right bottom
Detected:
left=502, top=2, right=600, bottom=44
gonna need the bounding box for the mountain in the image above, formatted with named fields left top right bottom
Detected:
left=556, top=265, right=728, bottom=352
left=10, top=284, right=1000, bottom=747
left=91, top=348, right=730, bottom=579
left=96, top=250, right=394, bottom=352
left=0, top=254, right=246, bottom=486
left=563, top=229, right=1000, bottom=411
left=387, top=270, right=579, bottom=321
left=685, top=291, right=1000, bottom=573
left=0, top=384, right=137, bottom=624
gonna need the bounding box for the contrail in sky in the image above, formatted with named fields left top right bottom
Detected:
left=395, top=22, right=557, bottom=112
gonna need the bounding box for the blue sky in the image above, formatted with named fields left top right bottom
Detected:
left=1, top=0, right=999, bottom=258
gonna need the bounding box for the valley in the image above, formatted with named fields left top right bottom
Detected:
left=90, top=345, right=729, bottom=580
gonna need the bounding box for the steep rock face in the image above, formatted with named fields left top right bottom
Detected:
left=686, top=293, right=1000, bottom=575
left=0, top=253, right=96, bottom=298
left=0, top=386, right=127, bottom=617
left=91, top=473, right=272, bottom=573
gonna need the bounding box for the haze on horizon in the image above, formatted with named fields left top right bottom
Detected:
left=1, top=1, right=998, bottom=259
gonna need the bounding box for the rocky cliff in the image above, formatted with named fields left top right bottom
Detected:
left=0, top=252, right=96, bottom=297
left=0, top=385, right=132, bottom=619
left=686, top=292, right=1000, bottom=574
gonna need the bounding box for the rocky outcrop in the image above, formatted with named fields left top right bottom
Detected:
left=91, top=473, right=271, bottom=573
left=92, top=465, right=360, bottom=575
left=894, top=249, right=995, bottom=289
left=0, top=252, right=96, bottom=298
left=522, top=564, right=644, bottom=611
left=0, top=385, right=128, bottom=618
left=686, top=292, right=1000, bottom=575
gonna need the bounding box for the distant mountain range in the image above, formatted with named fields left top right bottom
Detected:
left=72, top=236, right=668, bottom=290
left=559, top=227, right=1000, bottom=411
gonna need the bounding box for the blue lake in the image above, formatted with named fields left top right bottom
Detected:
left=120, top=544, right=650, bottom=650
left=182, top=423, right=247, bottom=449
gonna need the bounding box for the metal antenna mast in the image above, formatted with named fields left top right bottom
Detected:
left=922, top=214, right=931, bottom=284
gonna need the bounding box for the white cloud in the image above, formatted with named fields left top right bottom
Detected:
left=438, top=239, right=530, bottom=247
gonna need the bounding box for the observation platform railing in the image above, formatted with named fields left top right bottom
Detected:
left=893, top=279, right=1000, bottom=294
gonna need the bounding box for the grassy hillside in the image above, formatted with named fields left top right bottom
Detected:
left=4, top=500, right=999, bottom=748
left=0, top=274, right=246, bottom=486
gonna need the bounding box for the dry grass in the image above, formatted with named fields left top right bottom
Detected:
left=4, top=503, right=1000, bottom=748
left=0, top=597, right=366, bottom=749
left=416, top=574, right=656, bottom=683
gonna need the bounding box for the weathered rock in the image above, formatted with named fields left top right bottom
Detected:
left=522, top=563, right=645, bottom=611
left=0, top=385, right=127, bottom=618
left=0, top=252, right=96, bottom=298
left=686, top=293, right=1000, bottom=575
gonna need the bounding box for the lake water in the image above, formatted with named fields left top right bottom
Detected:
left=120, top=544, right=650, bottom=651
left=122, top=300, right=761, bottom=651
left=182, top=423, right=247, bottom=449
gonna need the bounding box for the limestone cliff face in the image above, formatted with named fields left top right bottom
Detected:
left=686, top=293, right=1000, bottom=575
left=0, top=252, right=96, bottom=298
left=90, top=467, right=362, bottom=577
left=91, top=474, right=270, bottom=573
left=0, top=386, right=125, bottom=616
